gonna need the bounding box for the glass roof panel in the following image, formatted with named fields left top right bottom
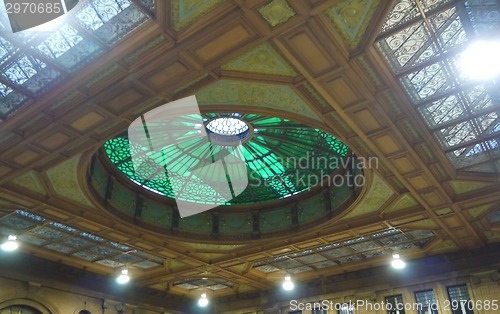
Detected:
left=431, top=8, right=467, bottom=51
left=75, top=0, right=148, bottom=45
left=418, top=94, right=466, bottom=127
left=0, top=0, right=154, bottom=120
left=0, top=36, right=16, bottom=61
left=378, top=0, right=500, bottom=172
left=465, top=0, right=500, bottom=34
left=0, top=88, right=30, bottom=116
left=76, top=0, right=132, bottom=31
left=104, top=112, right=350, bottom=205
left=434, top=120, right=478, bottom=149
left=401, top=61, right=455, bottom=102
left=466, top=85, right=494, bottom=113
left=381, top=0, right=421, bottom=32
left=380, top=22, right=433, bottom=71
left=36, top=25, right=83, bottom=59
left=421, top=0, right=455, bottom=12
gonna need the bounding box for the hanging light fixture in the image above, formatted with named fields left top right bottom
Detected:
left=198, top=292, right=209, bottom=307
left=1, top=235, right=18, bottom=252
left=116, top=269, right=130, bottom=284
left=391, top=253, right=406, bottom=269
left=282, top=275, right=294, bottom=291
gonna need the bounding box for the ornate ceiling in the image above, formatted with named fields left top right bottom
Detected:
left=0, top=0, right=499, bottom=311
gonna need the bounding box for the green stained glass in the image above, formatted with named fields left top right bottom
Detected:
left=104, top=113, right=350, bottom=205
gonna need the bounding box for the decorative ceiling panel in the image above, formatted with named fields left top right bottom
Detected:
left=11, top=170, right=47, bottom=195
left=221, top=42, right=298, bottom=77
left=340, top=174, right=394, bottom=220
left=171, top=0, right=226, bottom=31
left=196, top=79, right=322, bottom=121
left=258, top=0, right=296, bottom=28
left=324, top=0, right=381, bottom=49
left=46, top=154, right=93, bottom=206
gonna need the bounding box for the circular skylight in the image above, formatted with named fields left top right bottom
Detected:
left=206, top=117, right=249, bottom=136
left=206, top=117, right=252, bottom=145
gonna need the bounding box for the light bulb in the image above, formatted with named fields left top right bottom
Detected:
left=391, top=253, right=406, bottom=269
left=282, top=275, right=294, bottom=291
left=116, top=269, right=130, bottom=284
left=1, top=235, right=18, bottom=252
left=198, top=293, right=209, bottom=307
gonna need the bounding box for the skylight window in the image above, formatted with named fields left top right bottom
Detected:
left=36, top=25, right=84, bottom=59
left=76, top=0, right=132, bottom=31
left=0, top=0, right=154, bottom=120
left=378, top=0, right=500, bottom=173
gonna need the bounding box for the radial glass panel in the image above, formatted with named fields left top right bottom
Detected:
left=104, top=112, right=350, bottom=205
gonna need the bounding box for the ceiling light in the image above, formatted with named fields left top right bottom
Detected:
left=116, top=269, right=130, bottom=284
left=460, top=40, right=500, bottom=81
left=1, top=235, right=18, bottom=252
left=282, top=275, right=294, bottom=291
left=198, top=293, right=209, bottom=307
left=391, top=253, right=406, bottom=269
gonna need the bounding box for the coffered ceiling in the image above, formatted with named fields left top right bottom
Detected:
left=0, top=0, right=499, bottom=310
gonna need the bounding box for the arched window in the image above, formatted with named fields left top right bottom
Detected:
left=0, top=305, right=42, bottom=314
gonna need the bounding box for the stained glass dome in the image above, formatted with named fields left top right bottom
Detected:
left=104, top=113, right=349, bottom=205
